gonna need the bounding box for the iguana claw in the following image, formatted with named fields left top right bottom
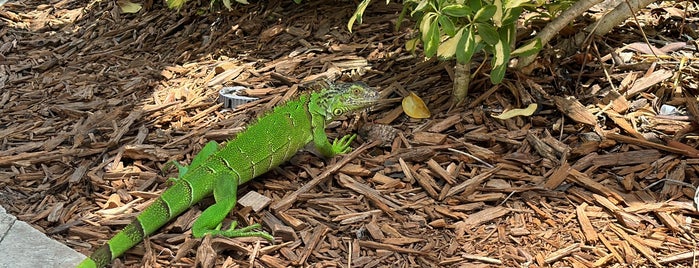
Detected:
left=205, top=221, right=274, bottom=242
left=331, top=134, right=356, bottom=155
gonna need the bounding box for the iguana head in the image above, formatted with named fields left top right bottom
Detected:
left=315, top=82, right=380, bottom=121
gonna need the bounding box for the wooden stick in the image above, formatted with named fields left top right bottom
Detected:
left=606, top=132, right=698, bottom=157
left=270, top=140, right=380, bottom=212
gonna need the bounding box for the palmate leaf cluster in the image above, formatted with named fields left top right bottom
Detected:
left=350, top=0, right=542, bottom=84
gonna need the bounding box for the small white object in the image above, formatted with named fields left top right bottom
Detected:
left=219, top=86, right=259, bottom=109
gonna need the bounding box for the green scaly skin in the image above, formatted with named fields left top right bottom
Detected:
left=77, top=82, right=379, bottom=268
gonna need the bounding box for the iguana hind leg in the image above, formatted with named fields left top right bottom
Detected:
left=191, top=173, right=273, bottom=241
left=165, top=141, right=220, bottom=183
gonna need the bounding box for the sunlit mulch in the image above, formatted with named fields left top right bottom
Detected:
left=1, top=0, right=699, bottom=267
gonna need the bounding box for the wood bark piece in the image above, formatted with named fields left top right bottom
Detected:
left=455, top=206, right=510, bottom=227
left=259, top=254, right=291, bottom=268
left=412, top=131, right=447, bottom=145
left=575, top=203, right=598, bottom=243
left=544, top=161, right=570, bottom=189
left=357, top=240, right=432, bottom=256
left=606, top=132, right=699, bottom=157
left=624, top=69, right=673, bottom=97
left=445, top=165, right=501, bottom=198
left=427, top=114, right=462, bottom=133
left=598, top=234, right=625, bottom=264
left=295, top=225, right=329, bottom=265
left=525, top=132, right=560, bottom=162
left=414, top=169, right=439, bottom=200
left=0, top=148, right=102, bottom=166
left=426, top=158, right=456, bottom=185
left=568, top=169, right=624, bottom=201
left=238, top=191, right=272, bottom=213
left=591, top=149, right=661, bottom=166
left=276, top=211, right=307, bottom=231
left=659, top=251, right=699, bottom=264
left=259, top=211, right=297, bottom=242
left=609, top=224, right=662, bottom=267
left=270, top=140, right=379, bottom=212
left=552, top=96, right=597, bottom=126
left=461, top=254, right=502, bottom=264
left=337, top=173, right=405, bottom=222
left=544, top=243, right=580, bottom=263
left=605, top=110, right=645, bottom=139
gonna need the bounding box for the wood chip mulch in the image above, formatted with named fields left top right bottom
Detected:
left=1, top=0, right=699, bottom=267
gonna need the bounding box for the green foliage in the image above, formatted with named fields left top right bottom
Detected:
left=348, top=0, right=373, bottom=32
left=350, top=0, right=544, bottom=85
left=526, top=0, right=576, bottom=20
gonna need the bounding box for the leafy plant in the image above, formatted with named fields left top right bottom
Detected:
left=526, top=0, right=576, bottom=21
left=350, top=0, right=542, bottom=89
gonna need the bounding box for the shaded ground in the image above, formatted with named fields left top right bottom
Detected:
left=1, top=0, right=699, bottom=267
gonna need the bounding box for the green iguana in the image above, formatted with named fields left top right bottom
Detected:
left=77, top=82, right=379, bottom=268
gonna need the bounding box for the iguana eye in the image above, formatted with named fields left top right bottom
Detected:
left=333, top=109, right=343, bottom=116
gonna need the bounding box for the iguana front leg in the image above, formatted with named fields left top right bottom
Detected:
left=191, top=172, right=273, bottom=241
left=311, top=114, right=356, bottom=158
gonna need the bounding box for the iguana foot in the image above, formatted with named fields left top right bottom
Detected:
left=163, top=160, right=188, bottom=184
left=331, top=134, right=357, bottom=155
left=203, top=221, right=274, bottom=242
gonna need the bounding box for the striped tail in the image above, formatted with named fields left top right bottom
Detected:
left=77, top=180, right=196, bottom=268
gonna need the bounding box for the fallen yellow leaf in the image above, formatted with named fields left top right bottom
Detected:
left=402, top=91, right=431, bottom=119
left=118, top=0, right=142, bottom=13
left=491, top=103, right=538, bottom=119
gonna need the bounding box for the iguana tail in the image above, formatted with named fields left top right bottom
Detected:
left=77, top=177, right=201, bottom=268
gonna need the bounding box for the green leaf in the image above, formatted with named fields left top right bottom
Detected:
left=502, top=7, right=523, bottom=25
left=506, top=0, right=531, bottom=8
left=223, top=0, right=232, bottom=10
left=476, top=23, right=499, bottom=45
left=396, top=3, right=409, bottom=30
left=405, top=38, right=420, bottom=52
left=490, top=35, right=511, bottom=84
left=438, top=27, right=463, bottom=59
left=412, top=0, right=432, bottom=15
left=469, top=0, right=483, bottom=11
left=441, top=4, right=472, bottom=17
left=348, top=0, right=372, bottom=32
left=474, top=5, right=497, bottom=22
left=493, top=0, right=503, bottom=26
left=293, top=0, right=302, bottom=3
left=166, top=0, right=186, bottom=9
left=420, top=12, right=438, bottom=42
left=500, top=23, right=516, bottom=46
left=438, top=15, right=456, bottom=36
left=511, top=38, right=542, bottom=57
left=456, top=27, right=477, bottom=64
left=424, top=19, right=440, bottom=57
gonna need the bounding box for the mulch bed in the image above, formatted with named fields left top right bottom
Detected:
left=1, top=0, right=699, bottom=267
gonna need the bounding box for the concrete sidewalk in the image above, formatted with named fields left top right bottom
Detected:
left=0, top=205, right=85, bottom=268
